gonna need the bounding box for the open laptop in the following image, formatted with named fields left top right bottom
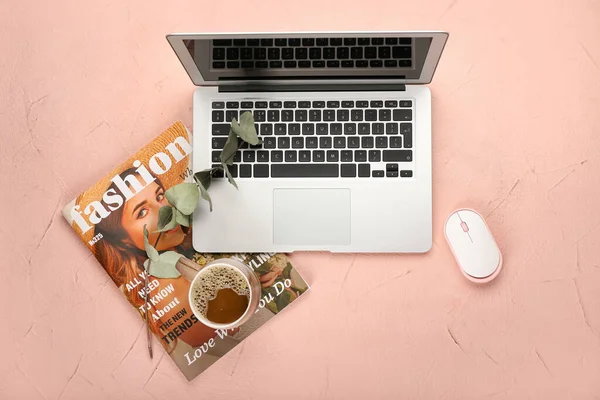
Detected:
left=166, top=31, right=448, bottom=253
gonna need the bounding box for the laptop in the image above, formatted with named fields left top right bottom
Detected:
left=166, top=31, right=448, bottom=253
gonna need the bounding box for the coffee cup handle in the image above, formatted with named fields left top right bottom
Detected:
left=176, top=257, right=202, bottom=282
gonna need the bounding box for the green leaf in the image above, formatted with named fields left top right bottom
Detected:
left=193, top=169, right=212, bottom=191
left=165, top=183, right=199, bottom=215
left=156, top=205, right=177, bottom=232
left=231, top=112, right=260, bottom=145
left=220, top=132, right=239, bottom=166
left=147, top=251, right=182, bottom=279
left=143, top=225, right=159, bottom=262
left=174, top=209, right=190, bottom=227
left=194, top=170, right=213, bottom=212
left=264, top=300, right=278, bottom=314
left=222, top=163, right=238, bottom=190
left=275, top=288, right=293, bottom=312
left=282, top=263, right=292, bottom=279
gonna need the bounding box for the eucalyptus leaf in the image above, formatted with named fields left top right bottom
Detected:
left=143, top=225, right=159, bottom=262
left=275, top=288, right=292, bottom=311
left=165, top=183, right=199, bottom=215
left=222, top=163, right=238, bottom=190
left=220, top=132, right=239, bottom=166
left=175, top=209, right=190, bottom=227
left=197, top=181, right=213, bottom=211
left=157, top=205, right=177, bottom=232
left=193, top=169, right=212, bottom=191
left=147, top=251, right=182, bottom=279
left=282, top=263, right=292, bottom=279
left=231, top=112, right=260, bottom=145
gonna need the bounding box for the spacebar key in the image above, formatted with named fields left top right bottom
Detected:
left=271, top=164, right=339, bottom=177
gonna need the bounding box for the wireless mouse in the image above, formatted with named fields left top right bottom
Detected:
left=444, top=208, right=503, bottom=283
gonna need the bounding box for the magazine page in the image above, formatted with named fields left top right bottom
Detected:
left=61, top=121, right=309, bottom=381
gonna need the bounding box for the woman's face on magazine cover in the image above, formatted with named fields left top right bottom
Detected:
left=121, top=179, right=185, bottom=251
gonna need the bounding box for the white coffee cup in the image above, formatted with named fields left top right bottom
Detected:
left=187, top=258, right=261, bottom=330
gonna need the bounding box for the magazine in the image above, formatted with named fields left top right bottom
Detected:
left=61, top=121, right=309, bottom=381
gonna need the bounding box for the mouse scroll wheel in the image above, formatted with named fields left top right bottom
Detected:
left=460, top=221, right=469, bottom=232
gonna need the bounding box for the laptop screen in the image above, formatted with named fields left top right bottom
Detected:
left=181, top=35, right=434, bottom=82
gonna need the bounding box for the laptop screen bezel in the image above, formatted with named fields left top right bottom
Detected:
left=166, top=31, right=448, bottom=86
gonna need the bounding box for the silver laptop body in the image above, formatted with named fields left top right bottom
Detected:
left=166, top=31, right=448, bottom=253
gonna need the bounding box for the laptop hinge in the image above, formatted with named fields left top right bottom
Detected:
left=218, top=83, right=406, bottom=93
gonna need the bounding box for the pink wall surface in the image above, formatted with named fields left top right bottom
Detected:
left=1, top=0, right=599, bottom=398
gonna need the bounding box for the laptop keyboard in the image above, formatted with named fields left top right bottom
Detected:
left=211, top=99, right=414, bottom=178
left=211, top=37, right=412, bottom=70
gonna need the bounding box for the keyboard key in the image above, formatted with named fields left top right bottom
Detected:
left=255, top=61, right=268, bottom=68
left=369, top=150, right=381, bottom=162
left=275, top=38, right=287, bottom=46
left=225, top=48, right=239, bottom=61
left=399, top=100, right=412, bottom=107
left=358, top=123, right=370, bottom=135
left=313, top=60, right=326, bottom=68
left=356, top=100, right=369, bottom=108
left=213, top=48, right=225, bottom=60
left=313, top=150, right=325, bottom=162
left=313, top=101, right=325, bottom=108
left=309, top=48, right=322, bottom=59
left=386, top=163, right=399, bottom=171
left=288, top=38, right=301, bottom=46
left=254, top=164, right=269, bottom=177
left=213, top=61, right=225, bottom=68
left=383, top=150, right=412, bottom=162
left=379, top=109, right=391, bottom=121
left=341, top=150, right=353, bottom=162
left=260, top=124, right=273, bottom=135
left=334, top=137, right=346, bottom=148
left=351, top=109, right=364, bottom=121
left=386, top=122, right=399, bottom=134
left=243, top=151, right=256, bottom=162
left=316, top=38, right=328, bottom=46
left=254, top=110, right=266, bottom=122
left=348, top=137, right=360, bottom=148
left=385, top=100, right=398, bottom=107
left=212, top=110, right=224, bottom=122
left=378, top=46, right=391, bottom=59
left=309, top=110, right=321, bottom=121
left=282, top=110, right=294, bottom=122
left=234, top=151, right=242, bottom=163
left=323, top=47, right=336, bottom=59
left=306, top=137, right=318, bottom=148
left=282, top=48, right=295, bottom=60
left=226, top=61, right=240, bottom=69
left=264, top=137, right=277, bottom=149
left=289, top=123, right=301, bottom=135
left=372, top=38, right=384, bottom=45
left=226, top=101, right=239, bottom=108
left=292, top=137, right=304, bottom=148
left=344, top=38, right=356, bottom=46
left=358, top=163, right=370, bottom=177
left=337, top=109, right=349, bottom=121
left=295, top=110, right=307, bottom=121
left=355, top=150, right=367, bottom=162
left=393, top=109, right=412, bottom=121
left=341, top=164, right=356, bottom=177
left=329, top=38, right=342, bottom=45
left=284, top=101, right=297, bottom=108
left=376, top=137, right=388, bottom=148
left=316, top=123, right=328, bottom=135
left=241, top=101, right=253, bottom=109
left=327, top=150, right=339, bottom=162
left=212, top=151, right=220, bottom=162
left=299, top=61, right=311, bottom=68
left=269, top=60, right=281, bottom=67
left=302, top=123, right=315, bottom=135
left=267, top=110, right=280, bottom=122
left=268, top=48, right=280, bottom=59
left=401, top=123, right=412, bottom=148
left=211, top=165, right=225, bottom=177
left=327, top=101, right=340, bottom=108
left=384, top=60, right=397, bottom=68
left=320, top=137, right=332, bottom=148
left=324, top=110, right=336, bottom=121
left=385, top=38, right=398, bottom=45
left=212, top=137, right=227, bottom=149
left=272, top=151, right=284, bottom=162
left=278, top=137, right=290, bottom=149
left=274, top=123, right=287, bottom=135
left=257, top=151, right=269, bottom=162
left=358, top=38, right=370, bottom=45
left=299, top=101, right=311, bottom=108
left=261, top=38, right=273, bottom=46
left=365, top=47, right=377, bottom=59
left=372, top=170, right=384, bottom=177
left=330, top=123, right=343, bottom=135
left=365, top=109, right=377, bottom=121
left=269, top=101, right=282, bottom=108
left=344, top=123, right=356, bottom=135
left=370, top=60, right=383, bottom=67
left=340, top=101, right=353, bottom=108
left=392, top=46, right=411, bottom=58
left=299, top=151, right=311, bottom=162
left=356, top=60, right=369, bottom=67
left=387, top=170, right=399, bottom=177
left=327, top=60, right=340, bottom=68
left=399, top=60, right=412, bottom=67
left=390, top=136, right=402, bottom=148
left=401, top=170, right=413, bottom=177
left=271, top=164, right=338, bottom=178
left=212, top=124, right=230, bottom=136
left=341, top=60, right=354, bottom=68
left=240, top=164, right=252, bottom=178
left=295, top=48, right=308, bottom=59
left=362, top=137, right=374, bottom=148
left=284, top=61, right=297, bottom=68
left=254, top=48, right=267, bottom=60
left=285, top=150, right=297, bottom=162
left=372, top=123, right=384, bottom=135
left=240, top=48, right=253, bottom=60
left=214, top=39, right=232, bottom=46
left=351, top=47, right=363, bottom=59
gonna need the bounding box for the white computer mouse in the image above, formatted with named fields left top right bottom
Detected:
left=444, top=208, right=503, bottom=283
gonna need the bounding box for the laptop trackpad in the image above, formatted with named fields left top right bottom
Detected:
left=273, top=189, right=351, bottom=246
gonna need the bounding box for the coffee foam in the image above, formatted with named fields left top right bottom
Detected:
left=192, top=265, right=250, bottom=317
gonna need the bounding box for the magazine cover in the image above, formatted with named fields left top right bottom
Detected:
left=61, top=121, right=310, bottom=381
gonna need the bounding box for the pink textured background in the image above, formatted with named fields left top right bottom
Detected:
left=2, top=0, right=600, bottom=398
